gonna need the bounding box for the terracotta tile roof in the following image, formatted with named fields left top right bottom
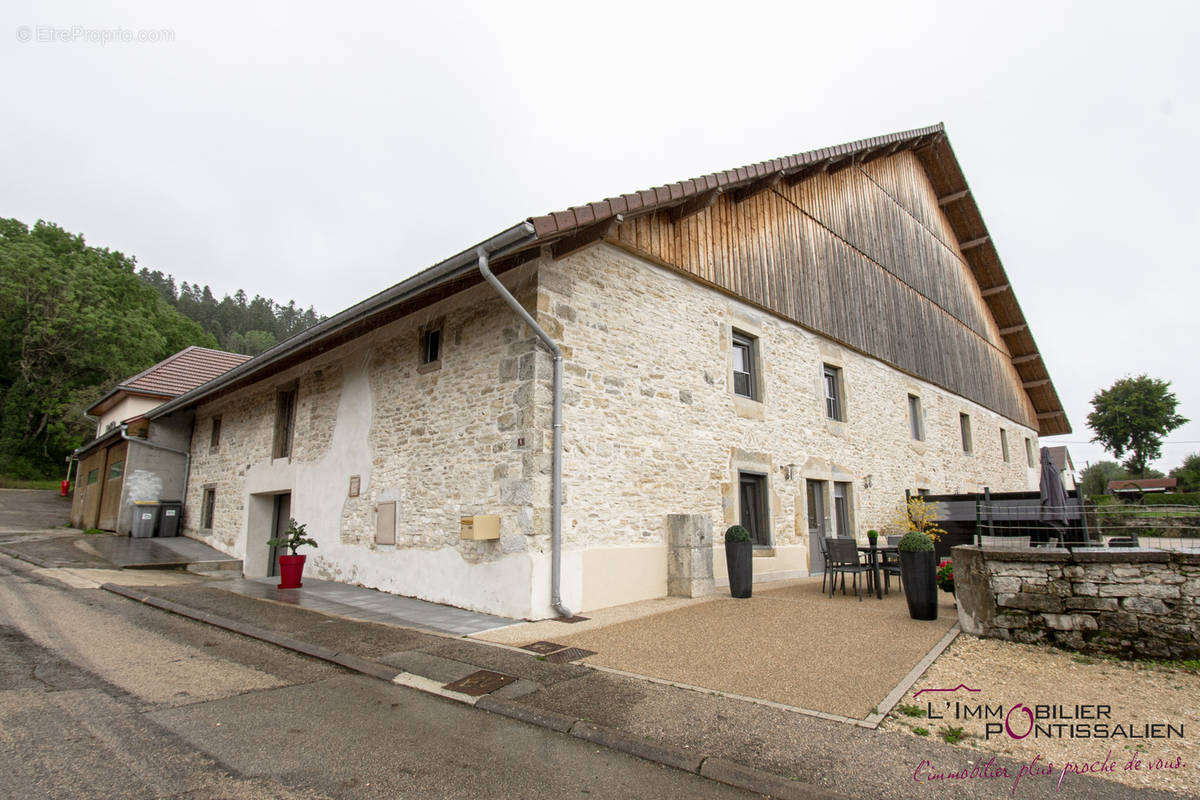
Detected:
left=529, top=125, right=947, bottom=238
left=149, top=124, right=1068, bottom=436
left=87, top=346, right=250, bottom=414
left=122, top=346, right=250, bottom=396
left=1107, top=478, right=1178, bottom=492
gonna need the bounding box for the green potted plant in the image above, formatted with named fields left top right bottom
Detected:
left=890, top=496, right=946, bottom=619
left=724, top=524, right=753, bottom=599
left=267, top=518, right=318, bottom=589
left=897, top=531, right=938, bottom=620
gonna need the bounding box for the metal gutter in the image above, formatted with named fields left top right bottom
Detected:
left=476, top=247, right=573, bottom=619
left=149, top=222, right=538, bottom=421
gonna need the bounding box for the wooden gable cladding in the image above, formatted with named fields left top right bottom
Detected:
left=609, top=150, right=1039, bottom=431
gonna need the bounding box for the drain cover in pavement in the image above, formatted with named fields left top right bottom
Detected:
left=545, top=647, right=596, bottom=663
left=520, top=641, right=567, bottom=654
left=554, top=615, right=590, bottom=624
left=443, top=670, right=517, bottom=696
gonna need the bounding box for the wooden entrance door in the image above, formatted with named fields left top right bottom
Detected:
left=75, top=450, right=107, bottom=529
left=97, top=441, right=128, bottom=531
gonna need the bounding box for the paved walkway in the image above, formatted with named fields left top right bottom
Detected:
left=226, top=577, right=514, bottom=637
left=0, top=529, right=240, bottom=570
left=89, top=578, right=1186, bottom=800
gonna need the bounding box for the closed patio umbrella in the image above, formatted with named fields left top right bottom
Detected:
left=1039, top=446, right=1069, bottom=541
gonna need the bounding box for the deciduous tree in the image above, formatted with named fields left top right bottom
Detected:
left=1087, top=375, right=1188, bottom=477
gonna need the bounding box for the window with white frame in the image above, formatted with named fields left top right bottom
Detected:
left=960, top=413, right=973, bottom=454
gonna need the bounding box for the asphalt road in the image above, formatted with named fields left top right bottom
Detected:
left=0, top=488, right=71, bottom=533
left=0, top=552, right=754, bottom=799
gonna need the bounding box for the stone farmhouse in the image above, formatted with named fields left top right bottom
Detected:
left=145, top=123, right=1070, bottom=619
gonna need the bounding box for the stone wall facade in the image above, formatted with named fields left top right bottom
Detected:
left=546, top=243, right=1039, bottom=605
left=955, top=545, right=1200, bottom=659
left=179, top=263, right=567, bottom=618
left=174, top=241, right=1042, bottom=620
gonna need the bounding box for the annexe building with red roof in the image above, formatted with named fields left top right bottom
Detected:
left=71, top=346, right=251, bottom=532
left=149, top=123, right=1070, bottom=619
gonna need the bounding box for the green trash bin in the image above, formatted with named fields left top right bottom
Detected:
left=132, top=501, right=160, bottom=539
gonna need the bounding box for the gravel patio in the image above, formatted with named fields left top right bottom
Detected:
left=475, top=576, right=959, bottom=720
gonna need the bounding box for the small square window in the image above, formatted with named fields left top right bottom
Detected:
left=907, top=394, right=924, bottom=441
left=86, top=468, right=99, bottom=485
left=201, top=488, right=216, bottom=529
left=210, top=417, right=222, bottom=450
left=823, top=365, right=843, bottom=421
left=107, top=460, right=124, bottom=481
left=1000, top=428, right=1010, bottom=462
left=959, top=413, right=973, bottom=454
left=732, top=332, right=758, bottom=400
left=1025, top=437, right=1035, bottom=467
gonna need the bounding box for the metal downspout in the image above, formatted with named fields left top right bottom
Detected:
left=120, top=423, right=192, bottom=511
left=477, top=248, right=573, bottom=619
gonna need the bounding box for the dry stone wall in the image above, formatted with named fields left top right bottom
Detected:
left=955, top=546, right=1200, bottom=659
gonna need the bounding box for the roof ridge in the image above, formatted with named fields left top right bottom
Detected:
left=530, top=123, right=945, bottom=235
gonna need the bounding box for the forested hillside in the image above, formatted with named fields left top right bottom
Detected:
left=0, top=218, right=323, bottom=480
left=137, top=270, right=321, bottom=356
left=0, top=219, right=215, bottom=479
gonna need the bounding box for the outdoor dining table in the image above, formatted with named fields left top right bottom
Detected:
left=857, top=544, right=897, bottom=600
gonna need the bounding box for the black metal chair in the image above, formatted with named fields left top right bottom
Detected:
left=880, top=535, right=902, bottom=593
left=827, top=538, right=871, bottom=601
left=817, top=535, right=833, bottom=593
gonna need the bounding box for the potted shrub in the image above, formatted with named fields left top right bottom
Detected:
left=724, top=525, right=753, bottom=599
left=267, top=518, right=318, bottom=589
left=897, top=531, right=938, bottom=620
left=936, top=559, right=954, bottom=594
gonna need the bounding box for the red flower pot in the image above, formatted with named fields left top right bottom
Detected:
left=277, top=554, right=307, bottom=589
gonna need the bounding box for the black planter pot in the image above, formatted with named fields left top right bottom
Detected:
left=725, top=540, right=753, bottom=598
left=899, top=550, right=938, bottom=620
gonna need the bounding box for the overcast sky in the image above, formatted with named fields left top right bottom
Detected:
left=3, top=1, right=1198, bottom=474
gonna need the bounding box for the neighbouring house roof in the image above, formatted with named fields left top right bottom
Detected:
left=148, top=123, right=1069, bottom=434
left=1047, top=445, right=1074, bottom=473
left=1107, top=478, right=1178, bottom=493
left=87, top=346, right=251, bottom=417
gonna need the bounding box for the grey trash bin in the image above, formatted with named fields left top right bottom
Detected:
left=132, top=501, right=160, bottom=538
left=157, top=501, right=183, bottom=537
